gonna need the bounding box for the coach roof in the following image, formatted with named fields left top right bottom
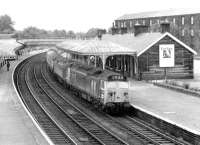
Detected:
left=116, top=9, right=200, bottom=20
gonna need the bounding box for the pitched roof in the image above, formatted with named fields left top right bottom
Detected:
left=56, top=40, right=136, bottom=55
left=102, top=33, right=163, bottom=55
left=102, top=32, right=197, bottom=56
left=116, top=9, right=200, bottom=20
left=0, top=39, right=22, bottom=57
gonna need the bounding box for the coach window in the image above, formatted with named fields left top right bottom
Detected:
left=191, top=16, right=194, bottom=25
left=118, top=21, right=120, bottom=28
left=182, top=17, right=185, bottom=25
left=130, top=21, right=132, bottom=27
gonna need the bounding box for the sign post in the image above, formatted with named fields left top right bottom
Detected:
left=159, top=44, right=175, bottom=81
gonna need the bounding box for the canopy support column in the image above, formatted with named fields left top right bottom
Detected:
left=134, top=54, right=138, bottom=78
left=100, top=54, right=108, bottom=70
left=87, top=56, right=90, bottom=65
left=130, top=56, right=134, bottom=78
left=95, top=56, right=97, bottom=67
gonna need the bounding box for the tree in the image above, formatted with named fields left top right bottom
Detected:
left=0, top=15, right=15, bottom=34
left=15, top=27, right=68, bottom=39
left=76, top=32, right=86, bottom=40
left=86, top=28, right=99, bottom=38
left=86, top=28, right=106, bottom=39
left=67, top=30, right=76, bottom=39
left=22, top=27, right=41, bottom=38
left=53, top=29, right=67, bottom=38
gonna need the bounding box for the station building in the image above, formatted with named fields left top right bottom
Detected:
left=111, top=9, right=200, bottom=55
left=102, top=32, right=197, bottom=80
left=56, top=32, right=196, bottom=80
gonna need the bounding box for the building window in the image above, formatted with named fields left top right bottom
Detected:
left=182, top=29, right=185, bottom=36
left=136, top=20, right=139, bottom=25
left=143, top=20, right=145, bottom=25
left=173, top=18, right=176, bottom=24
left=182, top=17, right=185, bottom=25
left=191, top=16, right=194, bottom=24
left=191, top=29, right=194, bottom=36
left=157, top=19, right=160, bottom=24
left=150, top=20, right=152, bottom=26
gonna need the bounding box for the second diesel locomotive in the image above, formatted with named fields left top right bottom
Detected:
left=46, top=48, right=131, bottom=114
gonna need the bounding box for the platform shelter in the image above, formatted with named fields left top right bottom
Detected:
left=102, top=32, right=197, bottom=80
left=56, top=40, right=137, bottom=77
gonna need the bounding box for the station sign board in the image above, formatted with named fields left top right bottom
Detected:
left=159, top=44, right=174, bottom=67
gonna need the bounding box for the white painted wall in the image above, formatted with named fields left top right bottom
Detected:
left=194, top=58, right=200, bottom=80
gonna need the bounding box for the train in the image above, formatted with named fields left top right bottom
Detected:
left=46, top=48, right=131, bottom=114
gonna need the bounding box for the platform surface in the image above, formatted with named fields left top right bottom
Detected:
left=129, top=80, right=200, bottom=135
left=0, top=56, right=49, bottom=145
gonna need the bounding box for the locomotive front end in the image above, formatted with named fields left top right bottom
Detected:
left=104, top=75, right=131, bottom=113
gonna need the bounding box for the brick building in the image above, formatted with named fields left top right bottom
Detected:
left=111, top=9, right=200, bottom=55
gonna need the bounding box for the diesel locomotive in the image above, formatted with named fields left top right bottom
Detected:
left=46, top=48, right=131, bottom=114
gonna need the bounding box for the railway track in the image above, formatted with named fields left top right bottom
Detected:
left=110, top=116, right=189, bottom=145
left=33, top=60, right=128, bottom=145
left=14, top=55, right=77, bottom=145
left=15, top=54, right=128, bottom=145
left=40, top=57, right=190, bottom=145
left=15, top=54, right=190, bottom=145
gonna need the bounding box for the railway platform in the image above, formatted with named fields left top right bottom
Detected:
left=129, top=80, right=200, bottom=136
left=0, top=56, right=49, bottom=145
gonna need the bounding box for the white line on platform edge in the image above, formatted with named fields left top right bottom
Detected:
left=12, top=54, right=54, bottom=145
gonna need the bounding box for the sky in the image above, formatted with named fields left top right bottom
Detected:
left=0, top=0, right=200, bottom=32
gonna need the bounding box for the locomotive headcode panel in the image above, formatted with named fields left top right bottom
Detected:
left=107, top=75, right=127, bottom=81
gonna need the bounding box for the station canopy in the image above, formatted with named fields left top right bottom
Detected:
left=56, top=40, right=136, bottom=56
left=0, top=39, right=22, bottom=57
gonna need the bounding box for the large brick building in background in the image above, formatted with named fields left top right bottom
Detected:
left=111, top=9, right=200, bottom=55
